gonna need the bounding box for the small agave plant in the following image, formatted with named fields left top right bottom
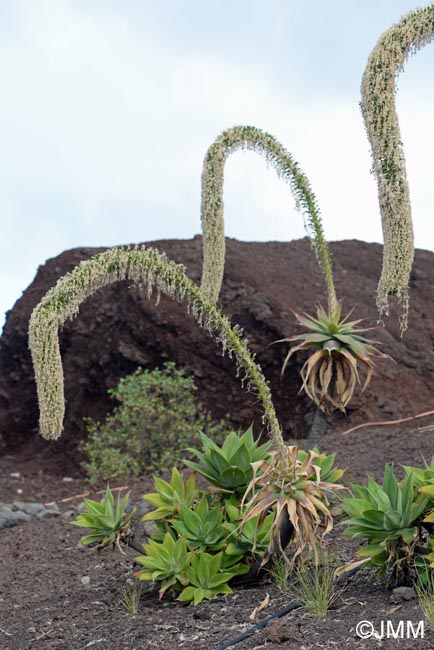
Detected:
left=141, top=467, right=197, bottom=522
left=184, top=426, right=272, bottom=493
left=134, top=533, right=191, bottom=598
left=176, top=552, right=239, bottom=605
left=171, top=496, right=227, bottom=552
left=341, top=466, right=432, bottom=585
left=72, top=486, right=135, bottom=552
left=278, top=303, right=389, bottom=413
left=223, top=494, right=273, bottom=561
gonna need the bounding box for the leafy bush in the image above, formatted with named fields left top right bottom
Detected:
left=342, top=462, right=434, bottom=586
left=81, top=362, right=229, bottom=482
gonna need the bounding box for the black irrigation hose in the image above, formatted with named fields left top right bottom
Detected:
left=215, top=564, right=363, bottom=650
left=216, top=599, right=303, bottom=650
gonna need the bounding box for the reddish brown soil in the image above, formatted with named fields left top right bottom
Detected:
left=1, top=237, right=434, bottom=648
left=1, top=450, right=434, bottom=650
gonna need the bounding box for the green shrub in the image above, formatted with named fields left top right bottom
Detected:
left=81, top=362, right=229, bottom=482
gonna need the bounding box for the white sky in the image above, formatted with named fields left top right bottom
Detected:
left=1, top=0, right=434, bottom=330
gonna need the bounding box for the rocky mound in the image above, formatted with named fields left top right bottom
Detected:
left=1, top=237, right=433, bottom=472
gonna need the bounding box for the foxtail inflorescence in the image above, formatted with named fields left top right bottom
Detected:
left=28, top=246, right=284, bottom=452
left=200, top=125, right=336, bottom=313
left=361, top=4, right=434, bottom=332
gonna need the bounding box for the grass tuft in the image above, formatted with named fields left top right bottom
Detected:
left=415, top=573, right=434, bottom=631
left=269, top=551, right=342, bottom=618
left=120, top=580, right=143, bottom=615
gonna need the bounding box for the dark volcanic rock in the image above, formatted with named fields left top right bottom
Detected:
left=1, top=236, right=434, bottom=471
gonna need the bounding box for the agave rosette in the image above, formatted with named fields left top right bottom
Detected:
left=171, top=496, right=227, bottom=552
left=184, top=427, right=272, bottom=493
left=71, top=486, right=135, bottom=552
left=278, top=302, right=389, bottom=412
left=241, top=445, right=344, bottom=565
left=141, top=467, right=197, bottom=522
left=134, top=532, right=191, bottom=598
left=342, top=466, right=432, bottom=584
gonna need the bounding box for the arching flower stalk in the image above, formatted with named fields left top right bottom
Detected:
left=200, top=125, right=389, bottom=418
left=28, top=246, right=285, bottom=456
left=361, top=4, right=434, bottom=332
left=200, top=125, right=337, bottom=313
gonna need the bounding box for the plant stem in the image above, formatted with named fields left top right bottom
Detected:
left=200, top=125, right=336, bottom=312
left=306, top=408, right=328, bottom=450
left=29, top=246, right=285, bottom=451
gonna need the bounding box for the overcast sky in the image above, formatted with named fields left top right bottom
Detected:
left=1, top=0, right=434, bottom=331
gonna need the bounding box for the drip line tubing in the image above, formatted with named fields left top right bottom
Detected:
left=215, top=564, right=363, bottom=650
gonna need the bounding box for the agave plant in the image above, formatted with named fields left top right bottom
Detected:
left=403, top=458, right=434, bottom=532
left=403, top=457, right=434, bottom=490
left=135, top=533, right=245, bottom=604
left=241, top=446, right=344, bottom=565
left=184, top=427, right=272, bottom=493
left=141, top=467, right=198, bottom=522
left=71, top=486, right=134, bottom=552
left=171, top=496, right=227, bottom=552
left=177, top=552, right=240, bottom=605
left=278, top=303, right=389, bottom=412
left=342, top=466, right=431, bottom=585
left=134, top=532, right=191, bottom=598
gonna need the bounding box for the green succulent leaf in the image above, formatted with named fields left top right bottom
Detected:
left=382, top=509, right=402, bottom=529
left=419, top=484, right=434, bottom=499
left=220, top=466, right=246, bottom=488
